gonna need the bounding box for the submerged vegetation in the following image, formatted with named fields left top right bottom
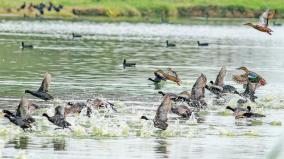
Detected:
left=0, top=0, right=283, bottom=20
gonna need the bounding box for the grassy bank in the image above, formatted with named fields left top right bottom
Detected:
left=0, top=0, right=283, bottom=20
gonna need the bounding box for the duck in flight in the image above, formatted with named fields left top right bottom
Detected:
left=25, top=72, right=54, bottom=101
left=141, top=93, right=179, bottom=130
left=233, top=66, right=266, bottom=102
left=206, top=66, right=239, bottom=97
left=65, top=101, right=88, bottom=116
left=244, top=9, right=275, bottom=35
left=42, top=106, right=72, bottom=130
left=3, top=96, right=38, bottom=124
left=123, top=59, right=136, bottom=69
left=158, top=74, right=207, bottom=108
left=148, top=68, right=181, bottom=86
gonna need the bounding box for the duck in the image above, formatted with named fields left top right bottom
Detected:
left=189, top=74, right=207, bottom=108
left=166, top=40, right=176, bottom=47
left=148, top=68, right=181, bottom=86
left=4, top=114, right=32, bottom=131
left=197, top=41, right=209, bottom=46
left=86, top=98, right=117, bottom=115
left=141, top=93, right=179, bottom=130
left=65, top=101, right=87, bottom=116
left=47, top=2, right=53, bottom=11
left=42, top=106, right=71, bottom=130
left=206, top=66, right=239, bottom=96
left=21, top=42, right=33, bottom=49
left=53, top=4, right=63, bottom=12
left=123, top=59, right=136, bottom=69
left=273, top=21, right=282, bottom=26
left=226, top=106, right=265, bottom=119
left=72, top=32, right=82, bottom=38
left=158, top=74, right=207, bottom=108
left=3, top=96, right=38, bottom=124
left=17, top=2, right=26, bottom=11
left=244, top=9, right=275, bottom=35
left=233, top=66, right=266, bottom=101
left=171, top=105, right=192, bottom=118
left=25, top=72, right=54, bottom=101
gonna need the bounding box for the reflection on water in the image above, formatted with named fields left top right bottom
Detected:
left=0, top=20, right=283, bottom=159
left=52, top=138, right=66, bottom=151
left=154, top=139, right=169, bottom=158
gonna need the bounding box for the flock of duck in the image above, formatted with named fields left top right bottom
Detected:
left=2, top=9, right=277, bottom=132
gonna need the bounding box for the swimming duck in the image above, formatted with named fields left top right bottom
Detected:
left=197, top=41, right=209, bottom=46
left=25, top=72, right=54, bottom=101
left=123, top=59, right=136, bottom=69
left=72, top=33, right=82, bottom=38
left=141, top=93, right=178, bottom=130
left=3, top=96, right=38, bottom=124
left=158, top=91, right=190, bottom=103
left=166, top=40, right=176, bottom=47
left=42, top=106, right=71, bottom=130
left=206, top=66, right=239, bottom=96
left=65, top=101, right=87, bottom=116
left=226, top=106, right=250, bottom=116
left=21, top=42, right=33, bottom=49
left=273, top=21, right=282, bottom=26
left=244, top=9, right=275, bottom=35
left=4, top=114, right=32, bottom=131
left=148, top=68, right=181, bottom=86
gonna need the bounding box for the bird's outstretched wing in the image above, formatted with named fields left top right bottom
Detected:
left=191, top=74, right=207, bottom=100
left=38, top=72, right=51, bottom=92
left=215, top=66, right=226, bottom=87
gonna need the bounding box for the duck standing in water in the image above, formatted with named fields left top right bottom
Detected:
left=148, top=68, right=181, bottom=86
left=244, top=9, right=275, bottom=35
left=123, top=59, right=136, bottom=69
left=42, top=106, right=71, bottom=130
left=206, top=66, right=239, bottom=97
left=25, top=72, right=54, bottom=101
left=233, top=66, right=266, bottom=102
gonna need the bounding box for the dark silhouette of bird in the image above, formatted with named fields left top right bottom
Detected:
left=123, top=59, right=136, bottom=69
left=4, top=114, right=32, bottom=131
left=25, top=72, right=54, bottom=101
left=197, top=41, right=209, bottom=46
left=17, top=2, right=26, bottom=11
left=21, top=41, right=33, bottom=49
left=72, top=32, right=82, bottom=38
left=166, top=40, right=176, bottom=47
left=42, top=106, right=71, bottom=130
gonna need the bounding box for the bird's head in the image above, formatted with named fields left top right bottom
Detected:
left=237, top=66, right=249, bottom=73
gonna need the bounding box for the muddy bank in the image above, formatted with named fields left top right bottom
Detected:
left=72, top=5, right=283, bottom=18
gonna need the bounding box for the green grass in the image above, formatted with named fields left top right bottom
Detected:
left=0, top=0, right=283, bottom=19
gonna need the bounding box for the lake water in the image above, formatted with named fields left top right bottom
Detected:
left=0, top=19, right=284, bottom=159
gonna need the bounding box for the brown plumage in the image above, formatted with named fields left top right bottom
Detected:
left=154, top=93, right=178, bottom=130
left=190, top=74, right=207, bottom=101
left=244, top=9, right=276, bottom=35
left=149, top=68, right=181, bottom=85
left=233, top=66, right=266, bottom=86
